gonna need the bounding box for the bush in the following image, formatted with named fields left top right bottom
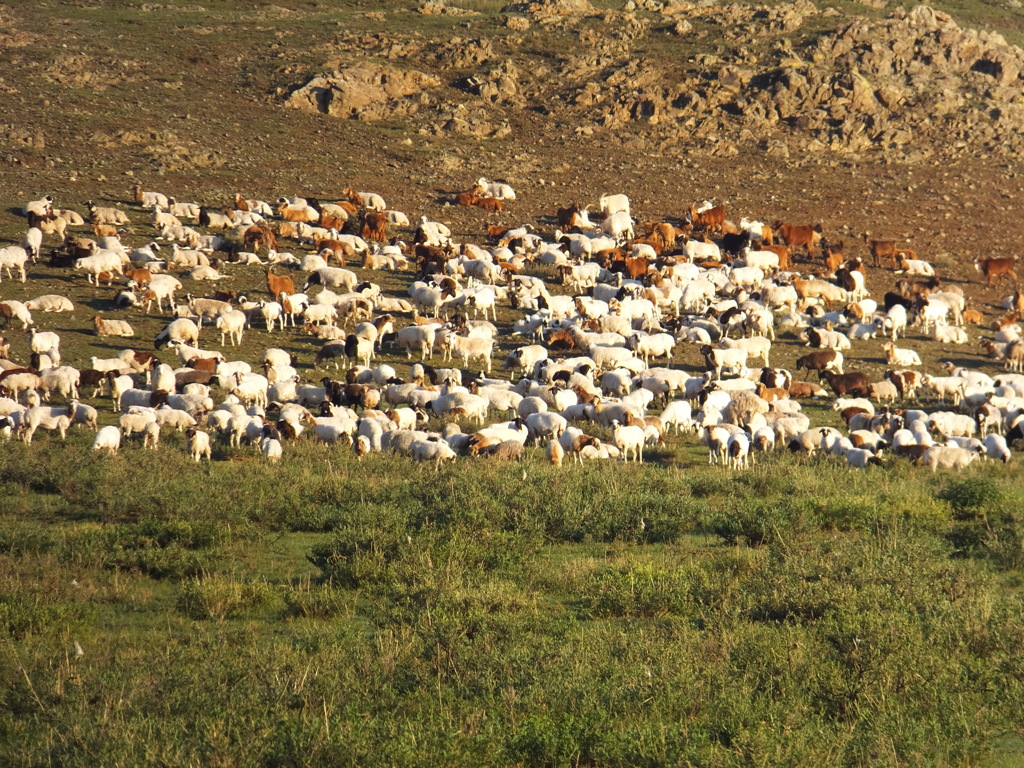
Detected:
left=177, top=574, right=275, bottom=620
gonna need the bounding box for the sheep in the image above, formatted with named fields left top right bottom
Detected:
left=726, top=432, right=751, bottom=469
left=92, top=425, right=122, bottom=454
left=0, top=246, right=29, bottom=283
left=0, top=300, right=33, bottom=330
left=262, top=436, right=283, bottom=463
left=610, top=419, right=644, bottom=462
left=918, top=444, right=983, bottom=472
left=93, top=315, right=135, bottom=338
left=475, top=178, right=516, bottom=200
left=415, top=217, right=452, bottom=247
left=134, top=185, right=169, bottom=210
left=87, top=202, right=132, bottom=227
left=186, top=427, right=212, bottom=462
left=883, top=342, right=922, bottom=367
left=443, top=333, right=493, bottom=373
left=547, top=438, right=565, bottom=466
left=29, top=327, right=61, bottom=362
left=928, top=412, right=977, bottom=439
left=626, top=332, right=676, bottom=366
left=983, top=433, right=1012, bottom=463
left=410, top=438, right=458, bottom=468
left=39, top=366, right=80, bottom=402
left=894, top=256, right=934, bottom=276
left=142, top=274, right=183, bottom=313
left=142, top=421, right=161, bottom=449
left=215, top=310, right=247, bottom=346
left=153, top=405, right=197, bottom=433
left=700, top=345, right=748, bottom=380
left=155, top=318, right=200, bottom=349
left=302, top=303, right=337, bottom=326
left=19, top=402, right=75, bottom=443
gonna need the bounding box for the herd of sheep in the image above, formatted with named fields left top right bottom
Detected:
left=1, top=180, right=1023, bottom=474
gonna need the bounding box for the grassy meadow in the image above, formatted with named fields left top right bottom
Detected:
left=3, top=433, right=1024, bottom=767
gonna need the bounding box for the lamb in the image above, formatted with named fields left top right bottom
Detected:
left=93, top=315, right=135, bottom=338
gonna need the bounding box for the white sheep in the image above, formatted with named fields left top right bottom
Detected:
left=476, top=178, right=516, bottom=200
left=92, top=425, right=122, bottom=454
left=93, top=315, right=135, bottom=338
left=0, top=246, right=29, bottom=283
left=919, top=445, right=982, bottom=472
left=19, top=402, right=75, bottom=443
left=22, top=227, right=43, bottom=264
left=415, top=217, right=451, bottom=247
left=883, top=342, right=922, bottom=367
left=410, top=438, right=457, bottom=467
left=215, top=310, right=247, bottom=346
left=155, top=318, right=200, bottom=349
left=0, top=300, right=33, bottom=329
left=187, top=428, right=212, bottom=462
left=933, top=325, right=969, bottom=345
left=142, top=421, right=161, bottom=449
left=262, top=437, right=283, bottom=463
left=982, top=433, right=1012, bottom=462
left=143, top=274, right=183, bottom=312
left=611, top=419, right=644, bottom=462
left=726, top=432, right=750, bottom=469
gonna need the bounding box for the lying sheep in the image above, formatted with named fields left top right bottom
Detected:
left=93, top=315, right=135, bottom=338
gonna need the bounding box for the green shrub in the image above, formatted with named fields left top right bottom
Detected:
left=177, top=574, right=275, bottom=620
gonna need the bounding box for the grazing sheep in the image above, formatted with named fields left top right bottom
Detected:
left=0, top=246, right=29, bottom=283
left=92, top=425, right=122, bottom=455
left=918, top=444, right=983, bottom=472
left=410, top=438, right=457, bottom=468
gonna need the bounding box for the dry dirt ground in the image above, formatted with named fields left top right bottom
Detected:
left=1, top=1, right=1023, bottom=376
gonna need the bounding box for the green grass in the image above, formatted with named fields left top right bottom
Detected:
left=2, top=434, right=1024, bottom=766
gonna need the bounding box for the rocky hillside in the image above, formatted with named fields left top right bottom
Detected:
left=285, top=3, right=1024, bottom=163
